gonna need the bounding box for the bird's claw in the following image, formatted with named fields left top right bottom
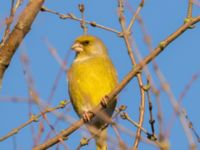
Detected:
left=101, top=95, right=109, bottom=108
left=82, top=111, right=92, bottom=123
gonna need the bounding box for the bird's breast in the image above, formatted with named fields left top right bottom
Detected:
left=68, top=56, right=118, bottom=117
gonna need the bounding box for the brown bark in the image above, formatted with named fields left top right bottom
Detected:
left=0, top=0, right=45, bottom=86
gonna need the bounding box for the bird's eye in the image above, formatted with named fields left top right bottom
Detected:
left=82, top=40, right=90, bottom=46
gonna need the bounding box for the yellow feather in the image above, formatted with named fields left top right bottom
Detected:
left=68, top=35, right=118, bottom=150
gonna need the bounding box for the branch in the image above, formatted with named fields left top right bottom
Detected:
left=0, top=100, right=69, bottom=142
left=118, top=0, right=146, bottom=149
left=127, top=0, right=144, bottom=31
left=187, top=0, right=193, bottom=19
left=33, top=15, right=200, bottom=150
left=0, top=0, right=45, bottom=87
left=41, top=6, right=120, bottom=34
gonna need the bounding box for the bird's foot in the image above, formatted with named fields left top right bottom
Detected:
left=82, top=111, right=92, bottom=123
left=100, top=95, right=109, bottom=108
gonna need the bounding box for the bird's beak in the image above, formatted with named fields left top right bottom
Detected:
left=71, top=42, right=83, bottom=52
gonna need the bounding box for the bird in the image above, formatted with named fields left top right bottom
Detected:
left=68, top=35, right=118, bottom=150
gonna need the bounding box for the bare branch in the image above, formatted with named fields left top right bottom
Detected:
left=0, top=100, right=69, bottom=142
left=41, top=6, right=120, bottom=34
left=127, top=0, right=144, bottom=31
left=118, top=0, right=146, bottom=149
left=0, top=0, right=45, bottom=87
left=187, top=0, right=193, bottom=19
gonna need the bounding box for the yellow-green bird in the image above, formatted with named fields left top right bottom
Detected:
left=68, top=35, right=118, bottom=150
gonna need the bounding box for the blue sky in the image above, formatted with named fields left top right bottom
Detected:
left=0, top=0, right=200, bottom=150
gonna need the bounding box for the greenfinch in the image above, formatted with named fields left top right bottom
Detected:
left=68, top=35, right=118, bottom=150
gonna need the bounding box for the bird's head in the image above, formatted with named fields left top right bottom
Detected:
left=71, top=35, right=108, bottom=59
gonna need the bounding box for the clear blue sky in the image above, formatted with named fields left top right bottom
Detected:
left=0, top=0, right=200, bottom=149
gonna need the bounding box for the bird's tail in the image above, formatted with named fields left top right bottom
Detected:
left=95, top=128, right=107, bottom=150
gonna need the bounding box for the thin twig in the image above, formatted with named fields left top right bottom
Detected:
left=178, top=72, right=200, bottom=103
left=41, top=6, right=120, bottom=34
left=187, top=0, right=193, bottom=19
left=127, top=0, right=144, bottom=31
left=166, top=71, right=200, bottom=141
left=112, top=124, right=128, bottom=150
left=118, top=0, right=146, bottom=149
left=161, top=81, right=196, bottom=149
left=47, top=51, right=71, bottom=103
left=0, top=101, right=69, bottom=142
left=0, top=97, right=29, bottom=103
left=182, top=109, right=200, bottom=143
left=45, top=40, right=68, bottom=72
left=143, top=77, right=156, bottom=137
left=78, top=4, right=87, bottom=34
left=120, top=112, right=149, bottom=136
